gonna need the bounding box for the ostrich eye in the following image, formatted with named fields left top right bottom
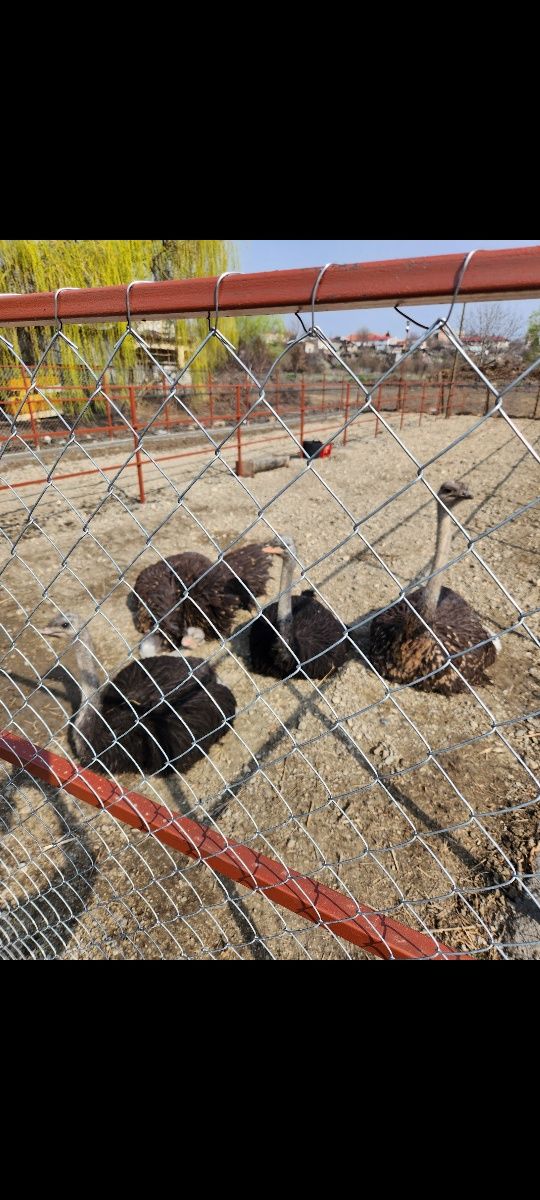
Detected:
left=61, top=621, right=69, bottom=628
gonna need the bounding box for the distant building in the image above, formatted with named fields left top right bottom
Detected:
left=334, top=331, right=405, bottom=358
left=133, top=319, right=191, bottom=381
left=460, top=335, right=510, bottom=355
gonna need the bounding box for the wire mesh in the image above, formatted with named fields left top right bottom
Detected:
left=0, top=259, right=539, bottom=960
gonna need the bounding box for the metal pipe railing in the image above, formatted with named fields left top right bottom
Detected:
left=0, top=731, right=471, bottom=961
left=0, top=246, right=539, bottom=326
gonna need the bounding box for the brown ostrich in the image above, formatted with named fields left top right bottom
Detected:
left=249, top=533, right=349, bottom=679
left=41, top=611, right=236, bottom=775
left=128, top=544, right=272, bottom=656
left=368, top=481, right=501, bottom=693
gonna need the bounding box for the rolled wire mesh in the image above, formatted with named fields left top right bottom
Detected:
left=0, top=260, right=539, bottom=960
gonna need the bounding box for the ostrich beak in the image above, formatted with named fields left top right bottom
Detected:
left=181, top=635, right=203, bottom=650
left=262, top=546, right=284, bottom=556
left=41, top=625, right=63, bottom=638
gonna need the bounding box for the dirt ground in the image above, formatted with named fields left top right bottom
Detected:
left=0, top=406, right=539, bottom=960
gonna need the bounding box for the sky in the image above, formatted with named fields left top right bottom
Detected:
left=236, top=240, right=540, bottom=339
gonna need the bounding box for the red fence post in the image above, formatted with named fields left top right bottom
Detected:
left=419, top=381, right=426, bottom=426
left=343, top=382, right=350, bottom=445
left=103, top=371, right=113, bottom=439
left=129, top=385, right=146, bottom=504
left=235, top=383, right=243, bottom=475
left=19, top=367, right=39, bottom=450
left=28, top=391, right=40, bottom=450
left=438, top=373, right=444, bottom=416
left=208, top=372, right=214, bottom=428
left=400, top=379, right=406, bottom=430
left=163, top=379, right=171, bottom=430
left=375, top=386, right=382, bottom=436
left=447, top=380, right=454, bottom=419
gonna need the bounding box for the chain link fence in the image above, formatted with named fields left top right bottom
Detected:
left=0, top=252, right=539, bottom=959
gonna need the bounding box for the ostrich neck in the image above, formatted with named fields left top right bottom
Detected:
left=422, top=505, right=454, bottom=617
left=67, top=630, right=103, bottom=751
left=277, top=550, right=296, bottom=634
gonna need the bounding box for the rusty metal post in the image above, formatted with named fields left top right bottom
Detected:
left=28, top=390, right=40, bottom=449
left=19, top=367, right=37, bottom=449
left=343, top=382, right=350, bottom=445
left=419, top=381, right=426, bottom=426
left=208, top=372, right=214, bottom=428
left=163, top=379, right=171, bottom=430
left=103, top=372, right=113, bottom=439
left=129, top=385, right=145, bottom=504
left=400, top=379, right=406, bottom=430
left=375, top=386, right=382, bottom=436
left=447, top=380, right=454, bottom=419
left=235, top=383, right=243, bottom=476
left=438, top=372, right=444, bottom=416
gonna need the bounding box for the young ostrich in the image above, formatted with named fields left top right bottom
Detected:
left=249, top=533, right=349, bottom=679
left=128, top=545, right=273, bottom=656
left=368, top=481, right=500, bottom=693
left=41, top=612, right=236, bottom=776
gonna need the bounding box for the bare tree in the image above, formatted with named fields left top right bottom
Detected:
left=463, top=303, right=523, bottom=366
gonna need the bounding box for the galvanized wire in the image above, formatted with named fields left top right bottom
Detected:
left=0, top=281, right=539, bottom=959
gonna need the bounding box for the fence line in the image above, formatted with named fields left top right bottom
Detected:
left=1, top=247, right=539, bottom=326
left=3, top=377, right=538, bottom=506
left=1, top=247, right=539, bottom=960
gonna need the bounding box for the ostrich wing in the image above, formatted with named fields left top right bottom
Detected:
left=102, top=656, right=235, bottom=771
left=129, top=560, right=186, bottom=637
left=166, top=552, right=240, bottom=634
left=221, top=545, right=273, bottom=609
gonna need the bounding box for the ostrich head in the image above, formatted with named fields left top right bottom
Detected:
left=41, top=611, right=86, bottom=639
left=437, top=480, right=473, bottom=509
left=261, top=533, right=297, bottom=558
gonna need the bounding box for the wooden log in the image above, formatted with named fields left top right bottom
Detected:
left=236, top=454, right=290, bottom=477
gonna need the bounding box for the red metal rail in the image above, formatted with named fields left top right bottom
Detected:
left=0, top=419, right=345, bottom=493
left=0, top=730, right=470, bottom=960
left=0, top=247, right=539, bottom=326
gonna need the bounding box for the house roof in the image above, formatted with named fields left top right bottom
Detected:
left=347, top=331, right=391, bottom=342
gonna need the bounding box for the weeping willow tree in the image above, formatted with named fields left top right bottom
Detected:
left=0, top=240, right=238, bottom=390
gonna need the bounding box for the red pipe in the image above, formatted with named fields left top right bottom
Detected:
left=0, top=248, right=539, bottom=327
left=0, top=730, right=470, bottom=960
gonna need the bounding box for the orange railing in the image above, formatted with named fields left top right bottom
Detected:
left=0, top=731, right=470, bottom=961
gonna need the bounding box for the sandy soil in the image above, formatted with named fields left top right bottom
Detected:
left=0, top=406, right=539, bottom=960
